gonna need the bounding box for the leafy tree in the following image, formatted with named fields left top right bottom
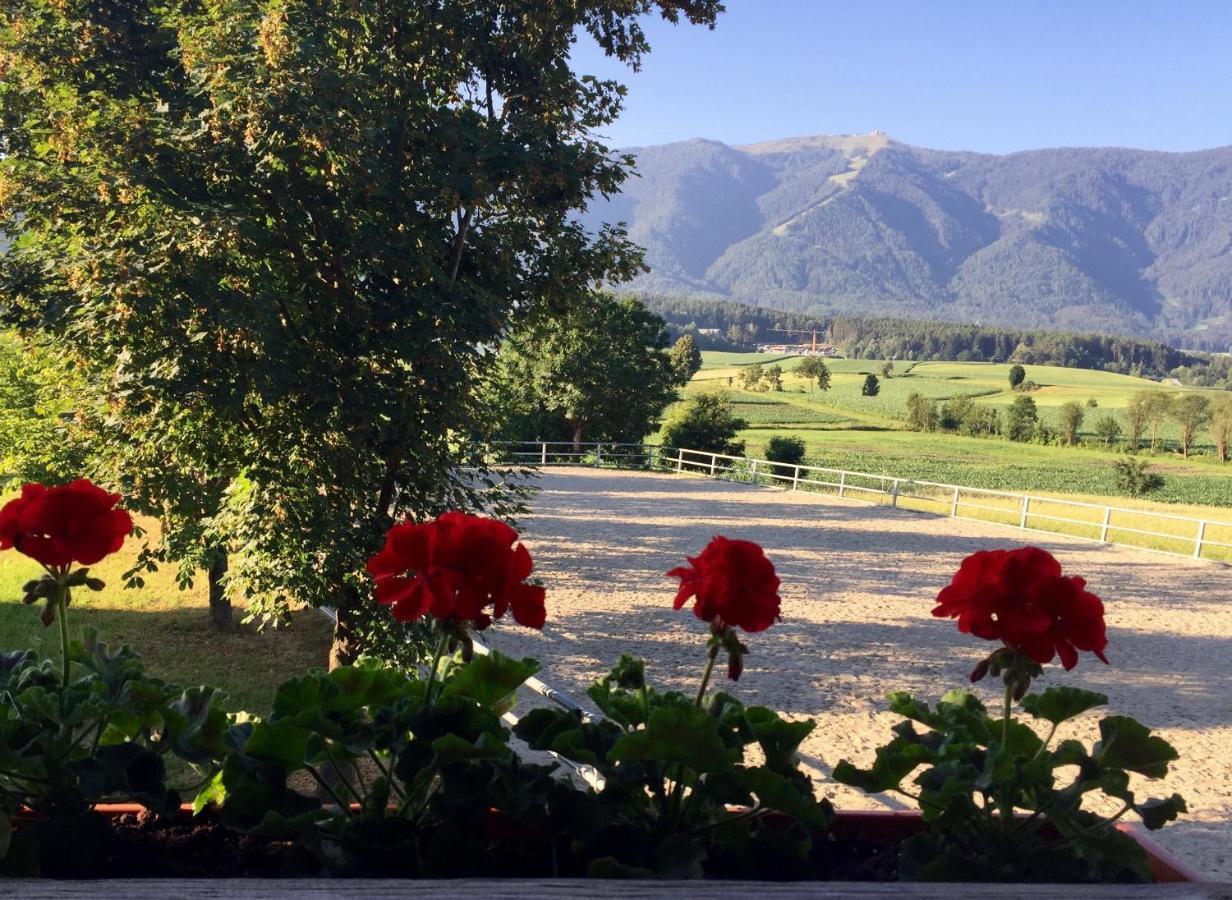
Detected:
left=0, top=331, right=87, bottom=488
left=797, top=357, right=831, bottom=392
left=1086, top=397, right=1099, bottom=408
left=906, top=392, right=939, bottom=432
left=1094, top=414, right=1123, bottom=449
left=939, top=395, right=975, bottom=431
left=1124, top=393, right=1152, bottom=451
left=880, top=360, right=895, bottom=378
left=1210, top=395, right=1232, bottom=463
left=1140, top=393, right=1174, bottom=452
left=861, top=374, right=881, bottom=397
left=659, top=393, right=747, bottom=457
left=764, top=364, right=784, bottom=392
left=495, top=294, right=681, bottom=450
left=1008, top=364, right=1027, bottom=389
left=1006, top=396, right=1039, bottom=442
left=0, top=0, right=722, bottom=663
left=962, top=404, right=1001, bottom=437
left=1170, top=394, right=1210, bottom=458
left=669, top=334, right=703, bottom=381
left=1057, top=401, right=1085, bottom=446
left=740, top=364, right=766, bottom=392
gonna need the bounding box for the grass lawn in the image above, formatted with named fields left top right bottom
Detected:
left=0, top=515, right=333, bottom=715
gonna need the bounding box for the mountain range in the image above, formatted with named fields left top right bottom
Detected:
left=580, top=133, right=1232, bottom=348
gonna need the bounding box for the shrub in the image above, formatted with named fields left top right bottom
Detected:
left=659, top=393, right=747, bottom=458
left=1058, top=400, right=1084, bottom=446
left=1005, top=396, right=1038, bottom=442
left=861, top=374, right=880, bottom=396
left=1094, top=414, right=1123, bottom=448
left=763, top=435, right=807, bottom=479
left=1115, top=458, right=1165, bottom=496
left=905, top=392, right=939, bottom=432
left=1008, top=364, right=1026, bottom=388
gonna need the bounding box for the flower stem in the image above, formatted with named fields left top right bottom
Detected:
left=424, top=632, right=449, bottom=704
left=694, top=643, right=719, bottom=707
left=1002, top=679, right=1013, bottom=749
left=56, top=581, right=71, bottom=688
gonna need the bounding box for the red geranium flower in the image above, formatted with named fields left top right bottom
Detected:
left=668, top=536, right=781, bottom=633
left=0, top=480, right=133, bottom=569
left=933, top=546, right=1109, bottom=671
left=366, top=511, right=546, bottom=630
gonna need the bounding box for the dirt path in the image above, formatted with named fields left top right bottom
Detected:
left=483, top=467, right=1232, bottom=880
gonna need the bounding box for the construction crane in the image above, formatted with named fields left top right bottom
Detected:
left=766, top=327, right=824, bottom=354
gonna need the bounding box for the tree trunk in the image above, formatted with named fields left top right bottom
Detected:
left=207, top=549, right=233, bottom=630
left=571, top=422, right=583, bottom=454
left=328, top=583, right=363, bottom=670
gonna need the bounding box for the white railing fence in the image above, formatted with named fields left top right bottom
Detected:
left=492, top=441, right=1232, bottom=565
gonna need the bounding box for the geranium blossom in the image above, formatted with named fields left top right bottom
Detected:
left=366, top=511, right=545, bottom=630
left=933, top=546, right=1108, bottom=670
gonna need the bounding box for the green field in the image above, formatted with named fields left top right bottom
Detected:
left=0, top=515, right=332, bottom=713
left=674, top=353, right=1232, bottom=555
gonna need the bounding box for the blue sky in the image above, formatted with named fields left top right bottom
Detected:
left=570, top=0, right=1232, bottom=153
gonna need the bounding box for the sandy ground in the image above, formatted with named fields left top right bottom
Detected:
left=481, top=467, right=1232, bottom=881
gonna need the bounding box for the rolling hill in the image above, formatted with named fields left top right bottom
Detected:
left=581, top=133, right=1232, bottom=348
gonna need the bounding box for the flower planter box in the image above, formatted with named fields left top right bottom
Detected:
left=7, top=805, right=1212, bottom=894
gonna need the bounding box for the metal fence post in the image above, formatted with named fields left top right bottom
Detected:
left=709, top=453, right=717, bottom=477
left=1019, top=496, right=1030, bottom=529
left=890, top=480, right=900, bottom=508
left=838, top=472, right=846, bottom=498
left=541, top=441, right=547, bottom=465
left=792, top=466, right=800, bottom=490
left=951, top=486, right=960, bottom=517
left=1100, top=507, right=1112, bottom=543
left=750, top=459, right=759, bottom=483
left=596, top=443, right=603, bottom=464
left=676, top=451, right=684, bottom=473
left=1194, top=520, right=1207, bottom=560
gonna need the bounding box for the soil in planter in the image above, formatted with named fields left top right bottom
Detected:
left=69, top=811, right=901, bottom=880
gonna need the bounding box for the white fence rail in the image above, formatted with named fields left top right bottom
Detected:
left=494, top=441, right=1232, bottom=565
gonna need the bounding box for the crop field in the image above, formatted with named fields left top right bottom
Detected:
left=670, top=352, right=1232, bottom=555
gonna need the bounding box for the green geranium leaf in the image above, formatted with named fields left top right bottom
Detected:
left=242, top=721, right=312, bottom=772
left=192, top=770, right=226, bottom=814
left=737, top=766, right=831, bottom=828
left=442, top=651, right=540, bottom=714
left=833, top=736, right=931, bottom=793
left=1136, top=793, right=1187, bottom=830
left=609, top=705, right=737, bottom=773
left=1021, top=686, right=1108, bottom=725
left=743, top=706, right=814, bottom=773
left=1097, top=716, right=1178, bottom=778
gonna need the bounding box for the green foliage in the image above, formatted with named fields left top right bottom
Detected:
left=764, top=435, right=807, bottom=467
left=660, top=393, right=748, bottom=457
left=796, top=356, right=832, bottom=392
left=1057, top=401, right=1085, bottom=446
left=669, top=334, right=703, bottom=381
left=0, top=332, right=86, bottom=488
left=1114, top=459, right=1165, bottom=497
left=1008, top=365, right=1026, bottom=389
left=740, top=363, right=766, bottom=391
left=1170, top=394, right=1210, bottom=458
left=0, top=632, right=228, bottom=876
left=514, top=655, right=834, bottom=878
left=861, top=374, right=880, bottom=397
left=764, top=364, right=784, bottom=392
left=1211, top=395, right=1232, bottom=463
left=835, top=687, right=1184, bottom=883
left=1005, top=396, right=1039, bottom=442
left=0, top=0, right=720, bottom=657
left=906, top=392, right=939, bottom=432
left=494, top=294, right=682, bottom=446
left=219, top=653, right=561, bottom=877
left=1094, top=414, right=1123, bottom=448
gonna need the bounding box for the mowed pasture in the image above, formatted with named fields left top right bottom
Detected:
left=0, top=513, right=332, bottom=713
left=675, top=352, right=1232, bottom=557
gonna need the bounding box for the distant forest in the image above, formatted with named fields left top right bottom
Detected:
left=637, top=294, right=1232, bottom=388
